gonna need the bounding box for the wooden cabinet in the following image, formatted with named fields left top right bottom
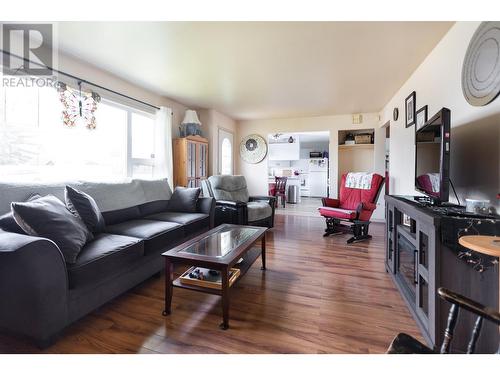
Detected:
left=386, top=197, right=438, bottom=347
left=173, top=135, right=209, bottom=188
left=268, top=142, right=300, bottom=160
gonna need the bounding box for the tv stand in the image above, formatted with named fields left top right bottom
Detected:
left=413, top=195, right=440, bottom=206
left=411, top=196, right=496, bottom=219
left=385, top=195, right=499, bottom=353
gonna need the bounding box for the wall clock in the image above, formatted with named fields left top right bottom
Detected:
left=393, top=107, right=399, bottom=121
left=240, top=134, right=267, bottom=164
left=462, top=22, right=500, bottom=106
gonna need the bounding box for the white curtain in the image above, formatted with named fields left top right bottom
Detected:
left=154, top=107, right=174, bottom=190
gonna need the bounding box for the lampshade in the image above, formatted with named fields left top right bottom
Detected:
left=181, top=110, right=202, bottom=126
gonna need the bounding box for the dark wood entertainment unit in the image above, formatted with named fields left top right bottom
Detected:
left=385, top=195, right=500, bottom=353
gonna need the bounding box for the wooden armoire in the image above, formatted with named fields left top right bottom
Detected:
left=173, top=135, right=209, bottom=188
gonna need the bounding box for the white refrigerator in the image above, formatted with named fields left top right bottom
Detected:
left=308, top=158, right=328, bottom=197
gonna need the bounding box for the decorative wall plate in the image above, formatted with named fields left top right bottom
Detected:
left=462, top=22, right=500, bottom=106
left=393, top=107, right=399, bottom=121
left=240, top=134, right=267, bottom=164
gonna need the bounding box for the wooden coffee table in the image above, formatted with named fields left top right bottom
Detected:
left=162, top=224, right=267, bottom=329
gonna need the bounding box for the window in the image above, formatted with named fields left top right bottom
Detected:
left=221, top=138, right=232, bottom=175
left=218, top=128, right=234, bottom=175
left=130, top=112, right=155, bottom=179
left=0, top=82, right=157, bottom=181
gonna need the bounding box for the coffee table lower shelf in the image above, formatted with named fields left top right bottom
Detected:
left=171, top=247, right=262, bottom=296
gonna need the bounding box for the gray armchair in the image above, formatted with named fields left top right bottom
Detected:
left=202, top=175, right=276, bottom=228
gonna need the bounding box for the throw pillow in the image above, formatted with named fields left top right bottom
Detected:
left=167, top=187, right=201, bottom=213
left=11, top=195, right=93, bottom=264
left=0, top=194, right=41, bottom=234
left=0, top=212, right=25, bottom=234
left=65, top=185, right=105, bottom=233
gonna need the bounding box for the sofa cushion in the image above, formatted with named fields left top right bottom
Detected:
left=0, top=179, right=174, bottom=217
left=11, top=195, right=93, bottom=264
left=105, top=219, right=184, bottom=255
left=145, top=211, right=209, bottom=235
left=136, top=178, right=172, bottom=202
left=247, top=201, right=272, bottom=222
left=167, top=187, right=201, bottom=213
left=318, top=206, right=357, bottom=220
left=67, top=233, right=144, bottom=289
left=207, top=175, right=249, bottom=202
left=339, top=173, right=384, bottom=210
left=138, top=200, right=170, bottom=217
left=76, top=179, right=146, bottom=212
left=65, top=186, right=106, bottom=233
left=102, top=206, right=142, bottom=226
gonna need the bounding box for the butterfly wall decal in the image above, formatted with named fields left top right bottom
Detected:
left=56, top=81, right=101, bottom=129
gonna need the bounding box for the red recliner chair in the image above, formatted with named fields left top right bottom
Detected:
left=319, top=172, right=384, bottom=243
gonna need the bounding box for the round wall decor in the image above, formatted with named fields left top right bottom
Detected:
left=462, top=22, right=500, bottom=106
left=240, top=134, right=267, bottom=164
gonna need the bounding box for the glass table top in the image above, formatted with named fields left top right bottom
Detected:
left=179, top=226, right=261, bottom=258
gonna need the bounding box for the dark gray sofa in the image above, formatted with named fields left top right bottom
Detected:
left=0, top=179, right=215, bottom=348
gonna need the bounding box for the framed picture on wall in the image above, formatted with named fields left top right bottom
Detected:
left=405, top=91, right=416, bottom=128
left=415, top=105, right=428, bottom=130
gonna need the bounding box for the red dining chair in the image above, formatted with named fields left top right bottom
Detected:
left=318, top=172, right=384, bottom=243
left=274, top=177, right=288, bottom=208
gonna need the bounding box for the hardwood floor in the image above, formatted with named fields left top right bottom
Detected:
left=275, top=197, right=323, bottom=217
left=0, top=214, right=422, bottom=354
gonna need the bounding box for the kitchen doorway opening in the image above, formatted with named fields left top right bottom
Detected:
left=267, top=131, right=330, bottom=217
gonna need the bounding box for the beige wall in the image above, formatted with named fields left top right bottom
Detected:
left=198, top=109, right=237, bottom=176
left=338, top=145, right=376, bottom=194
left=236, top=113, right=386, bottom=219
left=379, top=21, right=500, bottom=211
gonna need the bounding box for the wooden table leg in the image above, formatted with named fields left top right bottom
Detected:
left=162, top=258, right=173, bottom=316
left=261, top=234, right=266, bottom=270
left=220, top=267, right=230, bottom=330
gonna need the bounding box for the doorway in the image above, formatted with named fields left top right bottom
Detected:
left=267, top=131, right=330, bottom=217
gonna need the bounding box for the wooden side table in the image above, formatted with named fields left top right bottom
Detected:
left=459, top=235, right=500, bottom=351
left=459, top=235, right=500, bottom=258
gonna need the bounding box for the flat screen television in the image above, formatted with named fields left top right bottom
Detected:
left=415, top=108, right=451, bottom=204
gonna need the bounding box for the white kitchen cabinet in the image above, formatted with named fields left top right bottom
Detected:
left=268, top=142, right=300, bottom=160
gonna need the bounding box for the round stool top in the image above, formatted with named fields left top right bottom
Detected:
left=459, top=235, right=500, bottom=257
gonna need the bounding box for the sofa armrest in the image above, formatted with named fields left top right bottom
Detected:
left=250, top=195, right=276, bottom=205
left=249, top=195, right=274, bottom=202
left=213, top=200, right=249, bottom=226
left=322, top=198, right=340, bottom=208
left=249, top=196, right=276, bottom=227
left=197, top=197, right=216, bottom=229
left=0, top=231, right=68, bottom=346
left=216, top=200, right=248, bottom=208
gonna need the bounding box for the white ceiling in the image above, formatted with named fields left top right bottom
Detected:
left=56, top=22, right=453, bottom=120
